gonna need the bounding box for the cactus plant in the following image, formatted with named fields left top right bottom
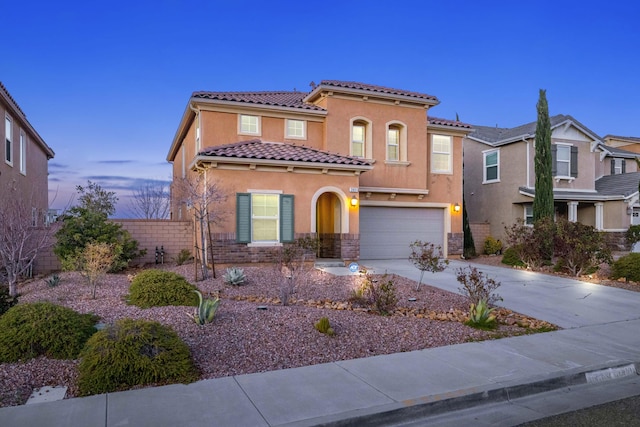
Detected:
left=314, top=317, right=335, bottom=336
left=223, top=267, right=246, bottom=286
left=190, top=290, right=220, bottom=325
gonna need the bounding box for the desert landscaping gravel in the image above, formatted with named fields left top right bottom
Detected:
left=0, top=262, right=555, bottom=408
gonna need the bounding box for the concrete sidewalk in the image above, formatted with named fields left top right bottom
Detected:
left=2, top=262, right=640, bottom=426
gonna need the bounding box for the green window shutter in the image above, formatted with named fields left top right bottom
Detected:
left=570, top=146, right=578, bottom=177
left=280, top=194, right=294, bottom=243
left=551, top=144, right=557, bottom=176
left=236, top=193, right=251, bottom=243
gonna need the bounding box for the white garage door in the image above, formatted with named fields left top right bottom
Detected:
left=360, top=206, right=444, bottom=259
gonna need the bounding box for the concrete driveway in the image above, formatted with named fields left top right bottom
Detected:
left=359, top=259, right=640, bottom=329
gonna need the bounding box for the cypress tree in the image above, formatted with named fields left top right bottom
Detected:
left=533, top=89, right=554, bottom=221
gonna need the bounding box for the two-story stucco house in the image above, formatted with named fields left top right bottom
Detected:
left=603, top=135, right=640, bottom=154
left=1, top=81, right=54, bottom=225
left=463, top=114, right=640, bottom=248
left=167, top=80, right=472, bottom=264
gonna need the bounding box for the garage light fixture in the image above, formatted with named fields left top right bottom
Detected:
left=351, top=195, right=358, bottom=207
left=453, top=203, right=461, bottom=213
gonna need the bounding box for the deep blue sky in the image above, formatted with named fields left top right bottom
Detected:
left=3, top=1, right=639, bottom=217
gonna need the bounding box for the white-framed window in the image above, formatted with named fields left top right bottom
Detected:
left=31, top=207, right=38, bottom=227
left=251, top=193, right=279, bottom=242
left=556, top=144, right=571, bottom=177
left=239, top=114, right=260, bottom=135
left=431, top=134, right=452, bottom=173
left=19, top=130, right=26, bottom=174
left=195, top=114, right=201, bottom=152
left=524, top=204, right=534, bottom=225
left=387, top=127, right=399, bottom=161
left=5, top=115, right=12, bottom=165
left=483, top=149, right=499, bottom=183
left=612, top=158, right=626, bottom=175
left=285, top=119, right=306, bottom=139
left=236, top=192, right=295, bottom=244
left=351, top=123, right=365, bottom=157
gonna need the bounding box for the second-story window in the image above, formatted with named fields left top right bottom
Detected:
left=19, top=130, right=26, bottom=174
left=285, top=119, right=306, bottom=139
left=239, top=114, right=260, bottom=135
left=556, top=145, right=571, bottom=177
left=431, top=135, right=452, bottom=173
left=387, top=127, right=399, bottom=161
left=352, top=123, right=365, bottom=157
left=483, top=149, right=499, bottom=183
left=552, top=144, right=578, bottom=178
left=5, top=115, right=12, bottom=165
left=612, top=158, right=626, bottom=175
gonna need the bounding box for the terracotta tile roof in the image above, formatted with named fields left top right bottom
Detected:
left=199, top=139, right=372, bottom=166
left=192, top=90, right=325, bottom=111
left=317, top=80, right=438, bottom=102
left=428, top=116, right=473, bottom=129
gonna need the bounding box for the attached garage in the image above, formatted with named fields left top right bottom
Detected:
left=359, top=206, right=445, bottom=259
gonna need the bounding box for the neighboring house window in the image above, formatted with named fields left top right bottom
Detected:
left=387, top=126, right=399, bottom=161
left=19, top=130, right=26, bottom=174
left=611, top=158, right=626, bottom=175
left=236, top=193, right=294, bottom=244
left=483, top=149, right=499, bottom=183
left=431, top=135, right=452, bottom=173
left=239, top=114, right=260, bottom=135
left=5, top=115, right=12, bottom=165
left=524, top=205, right=534, bottom=225
left=351, top=122, right=365, bottom=157
left=181, top=145, right=186, bottom=178
left=551, top=144, right=578, bottom=178
left=285, top=119, right=306, bottom=139
left=31, top=207, right=37, bottom=227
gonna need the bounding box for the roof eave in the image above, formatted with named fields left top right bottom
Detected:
left=192, top=96, right=328, bottom=116
left=303, top=84, right=440, bottom=107
left=190, top=154, right=373, bottom=173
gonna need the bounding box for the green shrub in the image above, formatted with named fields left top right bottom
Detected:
left=314, top=317, right=335, bottom=336
left=627, top=225, right=640, bottom=245
left=78, top=319, right=198, bottom=396
left=611, top=253, right=640, bottom=282
left=501, top=246, right=525, bottom=267
left=483, top=236, right=502, bottom=255
left=0, top=302, right=98, bottom=362
left=174, top=249, right=193, bottom=266
left=128, top=269, right=198, bottom=308
left=348, top=271, right=397, bottom=315
left=553, top=218, right=611, bottom=277
left=0, top=285, right=18, bottom=317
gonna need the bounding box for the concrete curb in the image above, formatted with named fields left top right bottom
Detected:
left=283, top=361, right=639, bottom=427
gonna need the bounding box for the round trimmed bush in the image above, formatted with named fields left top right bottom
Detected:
left=611, top=253, right=640, bottom=282
left=0, top=302, right=98, bottom=362
left=128, top=269, right=198, bottom=308
left=78, top=318, right=198, bottom=396
left=501, top=246, right=525, bottom=267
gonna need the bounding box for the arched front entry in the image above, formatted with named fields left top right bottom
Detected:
left=316, top=192, right=342, bottom=258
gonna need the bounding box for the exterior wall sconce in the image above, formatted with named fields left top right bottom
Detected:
left=453, top=203, right=461, bottom=213
left=351, top=195, right=358, bottom=207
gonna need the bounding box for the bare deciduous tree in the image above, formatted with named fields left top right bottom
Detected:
left=79, top=242, right=116, bottom=299
left=0, top=185, right=57, bottom=297
left=173, top=171, right=227, bottom=279
left=131, top=180, right=171, bottom=219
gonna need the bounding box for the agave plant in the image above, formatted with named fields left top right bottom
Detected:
left=466, top=298, right=497, bottom=329
left=190, top=290, right=220, bottom=325
left=223, top=267, right=246, bottom=286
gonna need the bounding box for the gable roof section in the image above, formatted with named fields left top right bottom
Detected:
left=192, top=139, right=373, bottom=173
left=598, top=144, right=640, bottom=159
left=304, top=80, right=439, bottom=107
left=468, top=114, right=601, bottom=146
left=604, top=135, right=640, bottom=143
left=428, top=116, right=473, bottom=130
left=0, top=81, right=54, bottom=159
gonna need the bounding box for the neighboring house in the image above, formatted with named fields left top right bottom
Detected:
left=166, top=80, right=472, bottom=263
left=0, top=81, right=54, bottom=224
left=463, top=114, right=640, bottom=247
left=603, top=135, right=640, bottom=154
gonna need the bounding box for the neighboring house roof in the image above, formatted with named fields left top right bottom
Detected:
left=603, top=135, right=640, bottom=143
left=0, top=81, right=54, bottom=159
left=428, top=116, right=473, bottom=130
left=468, top=114, right=601, bottom=146
left=519, top=172, right=640, bottom=201
left=194, top=139, right=373, bottom=171
left=598, top=144, right=640, bottom=159
left=192, top=90, right=325, bottom=112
